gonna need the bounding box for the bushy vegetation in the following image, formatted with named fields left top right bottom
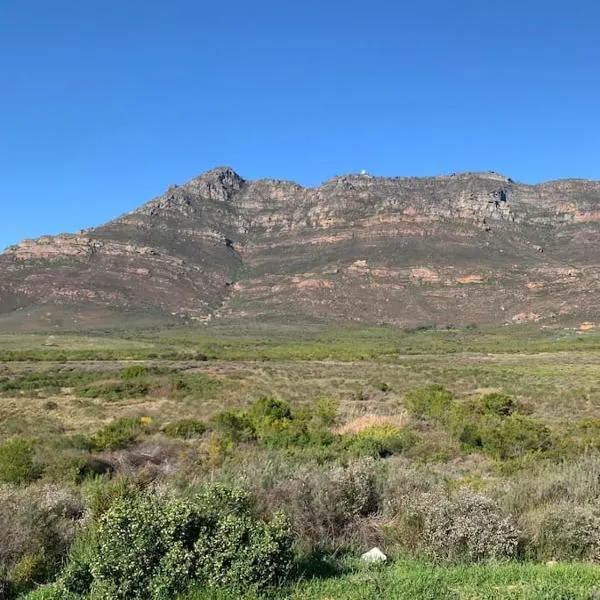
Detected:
left=4, top=325, right=600, bottom=598
left=32, top=485, right=292, bottom=600
left=0, top=439, right=39, bottom=484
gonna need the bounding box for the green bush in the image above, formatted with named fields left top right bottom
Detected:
left=0, top=439, right=39, bottom=484
left=314, top=397, right=339, bottom=427
left=163, top=419, right=207, bottom=439
left=345, top=425, right=417, bottom=458
left=22, top=583, right=79, bottom=599
left=90, top=418, right=152, bottom=451
left=10, top=551, right=52, bottom=596
left=77, top=379, right=151, bottom=401
left=71, top=485, right=292, bottom=599
left=480, top=393, right=516, bottom=417
left=404, top=385, right=454, bottom=423
left=249, top=396, right=292, bottom=424
left=83, top=475, right=145, bottom=519
left=450, top=405, right=553, bottom=460
left=484, top=415, right=553, bottom=460
left=120, top=365, right=149, bottom=379
left=212, top=411, right=256, bottom=443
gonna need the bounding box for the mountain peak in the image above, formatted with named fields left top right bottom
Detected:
left=185, top=166, right=245, bottom=202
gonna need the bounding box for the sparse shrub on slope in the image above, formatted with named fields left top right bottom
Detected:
left=269, top=458, right=382, bottom=552
left=120, top=365, right=149, bottom=379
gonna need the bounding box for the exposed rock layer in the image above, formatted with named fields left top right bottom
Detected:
left=2, top=167, right=600, bottom=328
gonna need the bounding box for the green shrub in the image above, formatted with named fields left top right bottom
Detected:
left=75, top=485, right=292, bottom=598
left=345, top=425, right=417, bottom=458
left=249, top=396, right=292, bottom=424
left=10, top=551, right=51, bottom=596
left=90, top=417, right=152, bottom=451
left=450, top=405, right=553, bottom=460
left=212, top=411, right=256, bottom=443
left=314, top=397, right=339, bottom=427
left=22, top=583, right=79, bottom=599
left=480, top=393, right=516, bottom=417
left=77, top=379, right=151, bottom=401
left=404, top=385, right=454, bottom=423
left=120, top=365, right=149, bottom=379
left=0, top=439, right=39, bottom=484
left=484, top=414, right=553, bottom=460
left=163, top=419, right=207, bottom=439
left=83, top=475, right=145, bottom=520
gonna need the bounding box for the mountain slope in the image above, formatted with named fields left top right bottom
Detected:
left=2, top=167, right=600, bottom=330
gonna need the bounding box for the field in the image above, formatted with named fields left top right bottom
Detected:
left=2, top=322, right=600, bottom=599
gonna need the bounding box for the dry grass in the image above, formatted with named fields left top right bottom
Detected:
left=336, top=414, right=408, bottom=435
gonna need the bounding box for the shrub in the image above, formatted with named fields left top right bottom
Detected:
left=212, top=411, right=256, bottom=443
left=523, top=502, right=600, bottom=561
left=249, top=396, right=292, bottom=424
left=345, top=425, right=417, bottom=458
left=314, top=397, right=339, bottom=427
left=0, top=484, right=84, bottom=593
left=404, top=385, right=454, bottom=423
left=162, top=419, right=207, bottom=439
left=450, top=406, right=553, bottom=460
left=22, top=583, right=79, bottom=599
left=483, top=414, right=553, bottom=460
left=76, top=485, right=292, bottom=598
left=0, top=439, right=39, bottom=484
left=90, top=417, right=152, bottom=451
left=77, top=379, right=151, bottom=401
left=480, top=393, right=516, bottom=417
left=10, top=551, right=51, bottom=596
left=396, top=488, right=519, bottom=562
left=83, top=475, right=146, bottom=520
left=120, top=365, right=149, bottom=379
left=269, top=459, right=382, bottom=552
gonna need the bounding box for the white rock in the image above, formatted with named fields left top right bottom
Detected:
left=360, top=547, right=387, bottom=563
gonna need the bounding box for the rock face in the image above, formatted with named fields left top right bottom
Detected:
left=2, top=166, right=600, bottom=330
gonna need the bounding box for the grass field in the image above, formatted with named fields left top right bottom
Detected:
left=183, top=561, right=600, bottom=599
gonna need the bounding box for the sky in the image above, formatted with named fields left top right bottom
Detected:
left=1, top=0, right=599, bottom=249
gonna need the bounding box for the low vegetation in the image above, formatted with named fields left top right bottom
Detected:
left=2, top=324, right=600, bottom=598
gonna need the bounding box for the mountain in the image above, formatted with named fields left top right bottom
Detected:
left=2, top=166, right=600, bottom=331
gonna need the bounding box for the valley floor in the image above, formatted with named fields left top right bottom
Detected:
left=2, top=322, right=600, bottom=599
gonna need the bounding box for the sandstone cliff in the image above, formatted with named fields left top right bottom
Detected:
left=2, top=167, right=600, bottom=329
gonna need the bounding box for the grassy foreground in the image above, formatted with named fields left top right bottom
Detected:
left=183, top=561, right=600, bottom=600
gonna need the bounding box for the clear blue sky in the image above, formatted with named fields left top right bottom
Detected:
left=1, top=0, right=599, bottom=249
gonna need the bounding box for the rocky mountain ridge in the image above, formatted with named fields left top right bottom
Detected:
left=2, top=167, right=600, bottom=330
